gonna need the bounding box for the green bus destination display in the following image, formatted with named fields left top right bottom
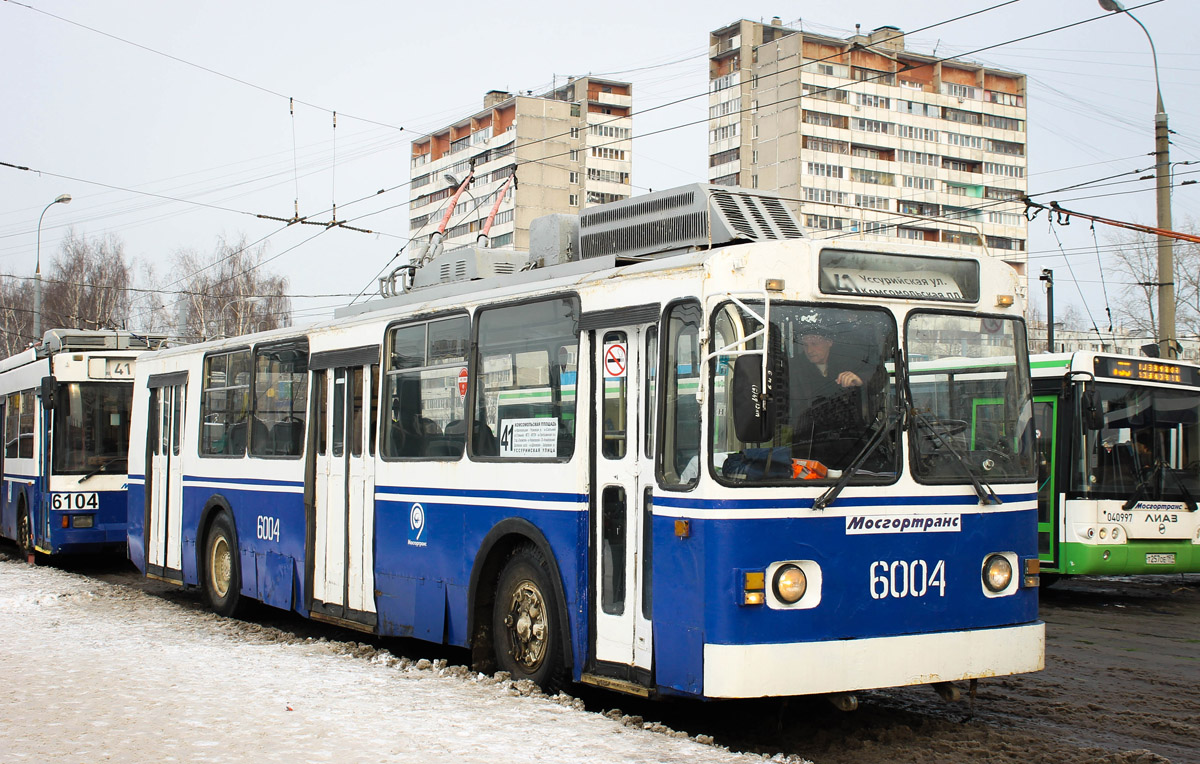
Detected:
left=1094, top=357, right=1200, bottom=386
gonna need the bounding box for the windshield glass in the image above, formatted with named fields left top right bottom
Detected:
left=1070, top=382, right=1200, bottom=501
left=711, top=302, right=898, bottom=485
left=52, top=382, right=133, bottom=474
left=906, top=313, right=1034, bottom=483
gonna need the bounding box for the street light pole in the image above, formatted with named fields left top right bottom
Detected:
left=34, top=193, right=72, bottom=342
left=1099, top=0, right=1174, bottom=358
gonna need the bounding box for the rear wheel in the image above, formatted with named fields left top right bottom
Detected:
left=492, top=545, right=566, bottom=691
left=203, top=512, right=243, bottom=617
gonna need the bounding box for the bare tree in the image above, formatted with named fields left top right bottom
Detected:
left=1107, top=219, right=1200, bottom=344
left=171, top=235, right=291, bottom=342
left=0, top=230, right=136, bottom=356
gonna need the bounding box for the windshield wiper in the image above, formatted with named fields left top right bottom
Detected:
left=78, top=456, right=126, bottom=483
left=911, top=410, right=1002, bottom=505
left=1125, top=461, right=1198, bottom=511
left=814, top=408, right=903, bottom=510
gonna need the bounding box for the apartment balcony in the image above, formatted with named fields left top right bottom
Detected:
left=591, top=92, right=632, bottom=109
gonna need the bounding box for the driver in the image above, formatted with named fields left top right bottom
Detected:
left=789, top=325, right=876, bottom=468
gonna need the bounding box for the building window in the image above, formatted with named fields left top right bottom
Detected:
left=803, top=136, right=849, bottom=154
left=709, top=148, right=740, bottom=167
left=943, top=83, right=979, bottom=100
left=710, top=172, right=739, bottom=186
left=855, top=93, right=890, bottom=109
left=806, top=162, right=844, bottom=179
left=904, top=176, right=936, bottom=191
left=896, top=125, right=938, bottom=142
left=850, top=168, right=894, bottom=185
left=852, top=118, right=892, bottom=135
left=804, top=214, right=845, bottom=230
left=943, top=132, right=984, bottom=149
left=855, top=194, right=890, bottom=210
left=570, top=127, right=580, bottom=139
left=591, top=147, right=627, bottom=160
left=569, top=171, right=579, bottom=184
left=897, top=149, right=938, bottom=166
left=987, top=139, right=1025, bottom=156
left=804, top=187, right=848, bottom=204
left=802, top=82, right=848, bottom=103
left=709, top=98, right=741, bottom=119
left=569, top=194, right=579, bottom=206
left=984, top=114, right=1024, bottom=132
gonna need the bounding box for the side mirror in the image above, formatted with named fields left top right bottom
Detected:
left=731, top=341, right=789, bottom=443
left=1081, top=387, right=1102, bottom=431
left=39, top=375, right=57, bottom=411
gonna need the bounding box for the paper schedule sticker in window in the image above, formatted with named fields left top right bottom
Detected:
left=498, top=418, right=559, bottom=457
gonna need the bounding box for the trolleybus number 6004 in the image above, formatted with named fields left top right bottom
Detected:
left=870, top=559, right=947, bottom=599
left=256, top=515, right=280, bottom=542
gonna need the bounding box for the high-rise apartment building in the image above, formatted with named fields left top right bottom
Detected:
left=409, top=77, right=633, bottom=251
left=708, top=19, right=1028, bottom=274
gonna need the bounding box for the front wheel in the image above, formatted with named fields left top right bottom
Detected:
left=16, top=504, right=34, bottom=557
left=203, top=512, right=243, bottom=617
left=492, top=545, right=566, bottom=691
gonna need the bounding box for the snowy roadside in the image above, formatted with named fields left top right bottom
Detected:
left=0, top=559, right=806, bottom=764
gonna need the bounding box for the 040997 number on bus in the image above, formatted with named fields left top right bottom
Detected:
left=870, top=559, right=946, bottom=599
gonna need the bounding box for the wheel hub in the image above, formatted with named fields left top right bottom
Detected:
left=210, top=536, right=231, bottom=598
left=504, top=579, right=547, bottom=669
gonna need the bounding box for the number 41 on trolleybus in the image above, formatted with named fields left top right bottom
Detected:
left=0, top=329, right=165, bottom=557
left=126, top=185, right=1043, bottom=702
left=1030, top=351, right=1200, bottom=579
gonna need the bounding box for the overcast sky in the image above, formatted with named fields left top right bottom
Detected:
left=2, top=0, right=1195, bottom=333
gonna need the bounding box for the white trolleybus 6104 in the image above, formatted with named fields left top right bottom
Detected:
left=1, top=329, right=166, bottom=556
left=126, top=185, right=1042, bottom=702
left=1031, top=351, right=1200, bottom=578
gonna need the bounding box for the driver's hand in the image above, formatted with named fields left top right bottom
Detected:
left=836, top=371, right=862, bottom=387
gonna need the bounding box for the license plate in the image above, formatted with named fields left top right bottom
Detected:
left=1146, top=553, right=1176, bottom=565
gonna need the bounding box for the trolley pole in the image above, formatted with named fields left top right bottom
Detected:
left=1041, top=269, right=1054, bottom=353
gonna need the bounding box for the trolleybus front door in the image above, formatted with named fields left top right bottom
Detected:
left=1033, top=396, right=1059, bottom=567
left=593, top=326, right=653, bottom=676
left=147, top=382, right=185, bottom=581
left=311, top=365, right=377, bottom=627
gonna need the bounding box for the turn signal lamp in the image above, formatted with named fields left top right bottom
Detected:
left=995, top=294, right=1015, bottom=308
left=743, top=571, right=766, bottom=606
left=765, top=278, right=785, bottom=292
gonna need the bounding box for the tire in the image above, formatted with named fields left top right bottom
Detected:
left=16, top=503, right=33, bottom=557
left=203, top=512, right=243, bottom=617
left=492, top=545, right=566, bottom=691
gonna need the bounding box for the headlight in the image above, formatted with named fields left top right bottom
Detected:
left=982, top=554, right=1012, bottom=593
left=772, top=564, right=807, bottom=604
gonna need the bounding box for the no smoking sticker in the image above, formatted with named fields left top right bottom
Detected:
left=603, top=342, right=627, bottom=378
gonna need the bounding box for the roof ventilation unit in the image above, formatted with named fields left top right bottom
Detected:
left=578, top=183, right=802, bottom=262
left=410, top=246, right=526, bottom=290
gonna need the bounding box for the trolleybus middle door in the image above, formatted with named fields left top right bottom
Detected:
left=311, top=365, right=377, bottom=626
left=148, top=382, right=185, bottom=581
left=593, top=325, right=653, bottom=675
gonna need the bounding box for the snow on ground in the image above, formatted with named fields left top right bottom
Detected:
left=0, top=559, right=792, bottom=764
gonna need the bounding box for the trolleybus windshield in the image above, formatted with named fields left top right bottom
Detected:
left=1071, top=383, right=1200, bottom=503
left=51, top=381, right=134, bottom=475
left=905, top=313, right=1034, bottom=484
left=710, top=303, right=899, bottom=485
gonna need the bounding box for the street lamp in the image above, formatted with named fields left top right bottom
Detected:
left=1099, top=0, right=1175, bottom=357
left=34, top=193, right=72, bottom=341
left=216, top=296, right=264, bottom=339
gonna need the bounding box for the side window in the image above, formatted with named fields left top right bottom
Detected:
left=315, top=371, right=327, bottom=456
left=251, top=341, right=308, bottom=458
left=4, top=392, right=18, bottom=459
left=602, top=330, right=628, bottom=459
left=350, top=367, right=364, bottom=457
left=19, top=390, right=35, bottom=459
left=473, top=297, right=580, bottom=460
left=644, top=326, right=658, bottom=459
left=200, top=349, right=252, bottom=456
left=382, top=315, right=470, bottom=459
left=659, top=302, right=701, bottom=488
